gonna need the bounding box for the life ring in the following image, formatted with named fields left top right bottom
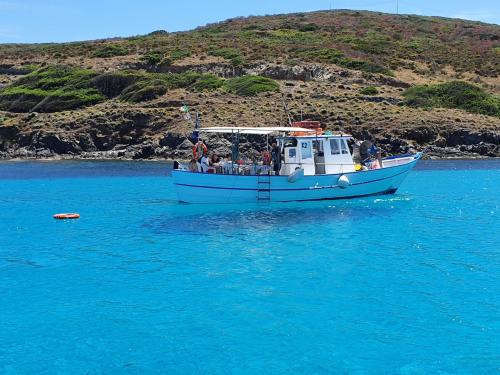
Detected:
left=53, top=213, right=80, bottom=220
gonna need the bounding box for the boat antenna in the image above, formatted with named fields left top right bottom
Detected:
left=281, top=93, right=293, bottom=126
left=180, top=103, right=199, bottom=141
left=192, top=112, right=201, bottom=142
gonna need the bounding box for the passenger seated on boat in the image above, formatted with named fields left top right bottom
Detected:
left=369, top=150, right=384, bottom=170
left=210, top=153, right=220, bottom=165
left=200, top=154, right=210, bottom=173
left=223, top=156, right=234, bottom=174
left=262, top=150, right=271, bottom=166
left=188, top=159, right=198, bottom=172
left=249, top=157, right=259, bottom=175
left=192, top=138, right=208, bottom=162
left=376, top=150, right=383, bottom=168
left=210, top=153, right=223, bottom=173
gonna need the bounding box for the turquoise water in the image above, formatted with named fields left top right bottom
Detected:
left=0, top=160, right=499, bottom=374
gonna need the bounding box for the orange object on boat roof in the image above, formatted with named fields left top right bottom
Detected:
left=291, top=121, right=323, bottom=136
left=292, top=121, right=321, bottom=129
left=53, top=213, right=80, bottom=220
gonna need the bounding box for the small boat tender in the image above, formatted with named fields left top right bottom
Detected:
left=172, top=125, right=421, bottom=203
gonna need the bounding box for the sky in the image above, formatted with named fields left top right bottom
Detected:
left=0, top=0, right=499, bottom=43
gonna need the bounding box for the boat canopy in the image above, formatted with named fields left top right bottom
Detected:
left=199, top=126, right=351, bottom=137
left=199, top=126, right=316, bottom=135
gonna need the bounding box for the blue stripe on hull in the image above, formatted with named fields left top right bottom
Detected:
left=176, top=187, right=398, bottom=203
left=279, top=188, right=398, bottom=203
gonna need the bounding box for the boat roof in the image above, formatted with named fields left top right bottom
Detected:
left=199, top=126, right=316, bottom=135
left=200, top=126, right=352, bottom=138
left=289, top=134, right=352, bottom=139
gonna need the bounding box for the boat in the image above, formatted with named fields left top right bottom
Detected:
left=172, top=123, right=422, bottom=203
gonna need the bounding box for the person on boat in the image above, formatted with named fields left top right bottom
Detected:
left=351, top=140, right=362, bottom=164
left=271, top=142, right=281, bottom=175
left=210, top=153, right=223, bottom=173
left=369, top=150, right=384, bottom=170
left=262, top=149, right=271, bottom=166
left=188, top=159, right=198, bottom=172
left=200, top=154, right=210, bottom=173
left=223, top=155, right=235, bottom=174
left=192, top=138, right=208, bottom=162
left=249, top=156, right=259, bottom=175
left=210, top=153, right=220, bottom=166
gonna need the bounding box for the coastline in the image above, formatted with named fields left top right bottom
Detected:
left=1, top=154, right=498, bottom=162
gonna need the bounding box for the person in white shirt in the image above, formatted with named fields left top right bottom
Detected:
left=200, top=155, right=210, bottom=173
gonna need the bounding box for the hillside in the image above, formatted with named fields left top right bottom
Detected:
left=0, top=10, right=499, bottom=159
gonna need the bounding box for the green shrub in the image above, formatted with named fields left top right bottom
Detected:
left=294, top=48, right=392, bottom=75
left=298, top=23, right=318, bottom=32
left=92, top=70, right=224, bottom=102
left=191, top=75, right=224, bottom=92
left=0, top=65, right=105, bottom=112
left=208, top=47, right=244, bottom=66
left=0, top=65, right=225, bottom=109
left=351, top=32, right=391, bottom=54
left=400, top=38, right=427, bottom=54
left=91, top=70, right=143, bottom=97
left=119, top=79, right=169, bottom=102
left=295, top=48, right=344, bottom=63
left=403, top=81, right=500, bottom=117
left=169, top=49, right=190, bottom=61
left=339, top=58, right=393, bottom=75
left=225, top=75, right=279, bottom=96
left=242, top=24, right=264, bottom=31
left=148, top=30, right=169, bottom=36
left=359, top=86, right=378, bottom=95
left=269, top=29, right=326, bottom=44
left=140, top=51, right=164, bottom=66
left=20, top=64, right=39, bottom=73
left=91, top=44, right=129, bottom=58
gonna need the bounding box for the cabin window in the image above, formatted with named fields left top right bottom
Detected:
left=288, top=148, right=296, bottom=158
left=283, top=138, right=297, bottom=148
left=330, top=139, right=340, bottom=155
left=341, top=139, right=349, bottom=154
left=301, top=142, right=312, bottom=159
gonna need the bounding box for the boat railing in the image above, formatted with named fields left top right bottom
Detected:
left=187, top=161, right=360, bottom=175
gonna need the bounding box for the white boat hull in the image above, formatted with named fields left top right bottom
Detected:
left=172, top=154, right=421, bottom=204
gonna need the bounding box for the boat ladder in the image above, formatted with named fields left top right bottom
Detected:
left=257, top=174, right=271, bottom=202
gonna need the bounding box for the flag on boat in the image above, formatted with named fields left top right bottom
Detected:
left=179, top=105, right=191, bottom=120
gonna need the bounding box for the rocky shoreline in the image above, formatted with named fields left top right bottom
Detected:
left=0, top=130, right=497, bottom=161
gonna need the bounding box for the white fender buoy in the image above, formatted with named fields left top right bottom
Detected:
left=288, top=168, right=304, bottom=183
left=337, top=174, right=350, bottom=189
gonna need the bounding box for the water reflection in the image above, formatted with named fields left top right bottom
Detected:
left=143, top=196, right=410, bottom=235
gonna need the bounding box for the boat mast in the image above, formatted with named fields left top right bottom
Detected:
left=281, top=93, right=293, bottom=126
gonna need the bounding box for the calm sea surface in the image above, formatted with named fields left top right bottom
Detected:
left=0, top=159, right=499, bottom=374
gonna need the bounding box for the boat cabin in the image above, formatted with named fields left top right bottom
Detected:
left=279, top=134, right=354, bottom=176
